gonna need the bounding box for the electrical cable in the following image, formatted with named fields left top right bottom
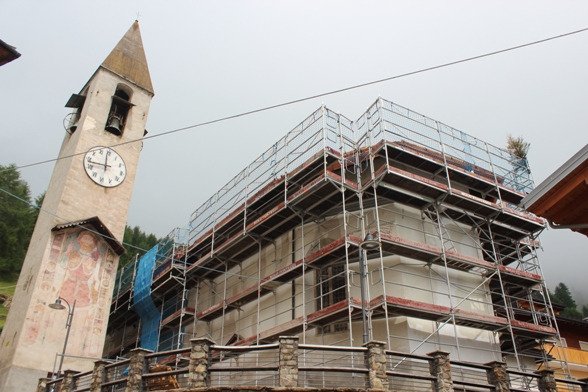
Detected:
left=2, top=26, right=588, bottom=280
left=5, top=26, right=588, bottom=173
left=0, top=186, right=257, bottom=280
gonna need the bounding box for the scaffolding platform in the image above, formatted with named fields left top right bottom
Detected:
left=186, top=170, right=358, bottom=281
left=197, top=236, right=362, bottom=321
left=161, top=307, right=195, bottom=328
left=367, top=152, right=544, bottom=234
left=235, top=298, right=363, bottom=346
left=382, top=140, right=526, bottom=205
left=187, top=148, right=344, bottom=256
left=374, top=232, right=541, bottom=287
left=370, top=295, right=555, bottom=338
left=110, top=287, right=133, bottom=314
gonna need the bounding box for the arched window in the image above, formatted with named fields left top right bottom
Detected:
left=105, top=85, right=133, bottom=136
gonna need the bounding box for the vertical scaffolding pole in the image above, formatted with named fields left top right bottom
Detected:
left=366, top=100, right=391, bottom=349
left=219, top=261, right=229, bottom=346
left=191, top=279, right=200, bottom=339
left=433, top=202, right=463, bottom=361
left=483, top=219, right=522, bottom=370
left=255, top=239, right=262, bottom=345
left=336, top=112, right=356, bottom=348
left=535, top=256, right=573, bottom=377
left=301, top=215, right=307, bottom=344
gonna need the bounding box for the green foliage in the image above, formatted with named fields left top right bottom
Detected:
left=0, top=164, right=36, bottom=277
left=119, top=225, right=159, bottom=267
left=582, top=305, right=588, bottom=318
left=551, top=282, right=582, bottom=320
left=0, top=278, right=17, bottom=333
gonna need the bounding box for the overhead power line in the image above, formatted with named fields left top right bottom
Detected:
left=1, top=27, right=587, bottom=280
left=0, top=186, right=256, bottom=279
left=6, top=26, right=588, bottom=174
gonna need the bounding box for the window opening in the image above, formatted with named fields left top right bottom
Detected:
left=105, top=88, right=133, bottom=136
left=316, top=263, right=348, bottom=333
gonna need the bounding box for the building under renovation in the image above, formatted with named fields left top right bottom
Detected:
left=105, top=98, right=567, bottom=378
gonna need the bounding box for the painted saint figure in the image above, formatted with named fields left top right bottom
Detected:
left=59, top=230, right=104, bottom=307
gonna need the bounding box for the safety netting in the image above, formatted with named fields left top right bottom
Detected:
left=133, top=244, right=160, bottom=350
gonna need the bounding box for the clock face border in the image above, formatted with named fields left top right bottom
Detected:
left=83, top=146, right=127, bottom=188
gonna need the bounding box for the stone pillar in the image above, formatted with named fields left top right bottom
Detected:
left=60, top=370, right=80, bottom=392
left=364, top=340, right=388, bottom=390
left=36, top=378, right=50, bottom=392
left=124, top=348, right=151, bottom=392
left=484, top=361, right=510, bottom=392
left=279, top=336, right=299, bottom=388
left=427, top=350, right=453, bottom=392
left=189, top=337, right=215, bottom=388
left=536, top=369, right=557, bottom=392
left=579, top=378, right=588, bottom=392
left=90, top=360, right=109, bottom=392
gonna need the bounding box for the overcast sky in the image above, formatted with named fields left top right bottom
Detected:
left=1, top=1, right=587, bottom=303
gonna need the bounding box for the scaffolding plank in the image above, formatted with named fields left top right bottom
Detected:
left=188, top=148, right=342, bottom=258
left=369, top=163, right=543, bottom=233
left=152, top=272, right=185, bottom=297
left=377, top=232, right=540, bottom=287
left=496, top=265, right=542, bottom=286
left=307, top=297, right=362, bottom=325
left=161, top=307, right=195, bottom=328
left=371, top=182, right=534, bottom=241
left=187, top=171, right=352, bottom=280
left=197, top=236, right=362, bottom=321
left=286, top=147, right=341, bottom=190
left=371, top=295, right=555, bottom=337
left=510, top=319, right=557, bottom=337
left=111, top=289, right=132, bottom=312
left=372, top=295, right=508, bottom=331
left=235, top=297, right=361, bottom=346
left=383, top=141, right=526, bottom=205
left=378, top=232, right=493, bottom=273
left=378, top=232, right=440, bottom=263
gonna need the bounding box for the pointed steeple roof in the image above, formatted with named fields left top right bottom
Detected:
left=101, top=21, right=154, bottom=94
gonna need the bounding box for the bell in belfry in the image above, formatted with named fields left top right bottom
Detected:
left=105, top=113, right=123, bottom=135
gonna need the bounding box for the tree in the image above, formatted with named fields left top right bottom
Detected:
left=506, top=135, right=530, bottom=159
left=119, top=225, right=159, bottom=267
left=0, top=165, right=36, bottom=277
left=551, top=282, right=582, bottom=320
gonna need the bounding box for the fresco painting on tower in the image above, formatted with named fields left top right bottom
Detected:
left=23, top=228, right=116, bottom=358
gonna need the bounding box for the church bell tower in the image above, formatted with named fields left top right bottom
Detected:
left=0, top=21, right=154, bottom=391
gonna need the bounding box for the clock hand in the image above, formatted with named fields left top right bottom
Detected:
left=88, top=160, right=111, bottom=168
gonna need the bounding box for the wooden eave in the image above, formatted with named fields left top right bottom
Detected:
left=525, top=160, right=588, bottom=236
left=52, top=216, right=125, bottom=255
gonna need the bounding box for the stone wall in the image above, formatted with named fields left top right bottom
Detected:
left=39, top=337, right=587, bottom=392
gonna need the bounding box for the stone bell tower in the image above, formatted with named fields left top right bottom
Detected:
left=0, top=21, right=154, bottom=391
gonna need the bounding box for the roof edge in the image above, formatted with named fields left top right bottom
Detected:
left=52, top=216, right=125, bottom=256
left=521, top=143, right=588, bottom=209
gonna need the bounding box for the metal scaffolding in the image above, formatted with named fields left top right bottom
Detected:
left=105, top=228, right=190, bottom=356
left=105, top=98, right=572, bottom=377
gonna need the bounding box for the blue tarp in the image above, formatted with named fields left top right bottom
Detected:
left=133, top=245, right=160, bottom=351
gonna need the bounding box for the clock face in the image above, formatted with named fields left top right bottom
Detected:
left=84, top=146, right=126, bottom=187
